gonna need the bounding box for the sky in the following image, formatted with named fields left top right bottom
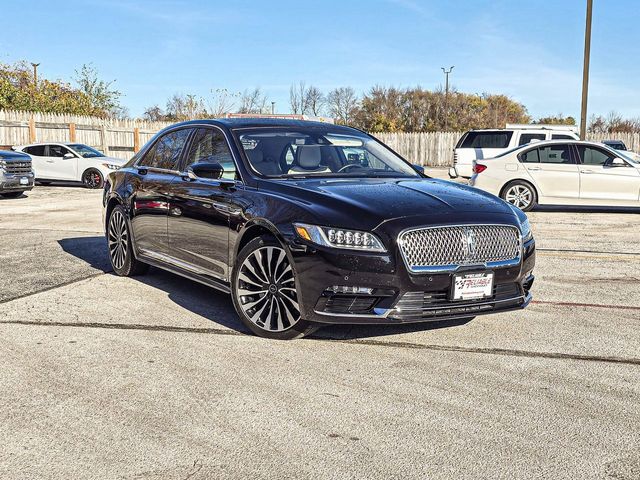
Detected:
left=1, top=0, right=639, bottom=120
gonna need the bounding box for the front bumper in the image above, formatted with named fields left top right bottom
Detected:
left=290, top=234, right=536, bottom=325
left=0, top=172, right=35, bottom=192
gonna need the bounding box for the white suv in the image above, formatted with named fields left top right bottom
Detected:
left=15, top=143, right=126, bottom=188
left=450, top=125, right=579, bottom=179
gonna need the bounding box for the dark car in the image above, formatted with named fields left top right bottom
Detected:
left=103, top=119, right=535, bottom=339
left=602, top=140, right=628, bottom=151
left=0, top=150, right=34, bottom=198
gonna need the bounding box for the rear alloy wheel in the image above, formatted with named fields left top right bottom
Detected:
left=107, top=205, right=148, bottom=276
left=82, top=169, right=104, bottom=189
left=232, top=236, right=318, bottom=339
left=502, top=181, right=537, bottom=212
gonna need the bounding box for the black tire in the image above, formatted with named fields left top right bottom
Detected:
left=1, top=191, right=24, bottom=198
left=501, top=180, right=537, bottom=212
left=107, top=205, right=149, bottom=276
left=82, top=168, right=104, bottom=189
left=231, top=235, right=319, bottom=339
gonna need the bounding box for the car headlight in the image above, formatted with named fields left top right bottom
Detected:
left=102, top=163, right=121, bottom=170
left=520, top=218, right=533, bottom=243
left=293, top=223, right=386, bottom=252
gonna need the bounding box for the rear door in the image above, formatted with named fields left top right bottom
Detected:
left=22, top=145, right=49, bottom=179
left=575, top=145, right=640, bottom=202
left=46, top=144, right=78, bottom=180
left=519, top=143, right=580, bottom=199
left=130, top=128, right=192, bottom=257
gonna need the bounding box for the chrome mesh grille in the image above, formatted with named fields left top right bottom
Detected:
left=399, top=225, right=521, bottom=271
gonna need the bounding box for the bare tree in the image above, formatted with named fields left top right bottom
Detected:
left=306, top=85, right=325, bottom=116
left=289, top=81, right=307, bottom=115
left=165, top=93, right=206, bottom=120
left=326, top=87, right=359, bottom=124
left=238, top=87, right=268, bottom=114
left=208, top=88, right=240, bottom=117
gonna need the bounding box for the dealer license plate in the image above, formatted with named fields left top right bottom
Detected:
left=452, top=272, right=494, bottom=301
left=19, top=177, right=29, bottom=185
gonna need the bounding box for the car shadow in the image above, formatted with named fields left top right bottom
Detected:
left=59, top=236, right=474, bottom=340
left=533, top=205, right=639, bottom=214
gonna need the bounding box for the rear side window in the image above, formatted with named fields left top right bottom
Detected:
left=539, top=145, right=572, bottom=164
left=23, top=145, right=46, bottom=156
left=139, top=129, right=191, bottom=170
left=520, top=148, right=540, bottom=163
left=576, top=146, right=615, bottom=166
left=551, top=134, right=576, bottom=140
left=460, top=131, right=513, bottom=149
left=518, top=133, right=545, bottom=146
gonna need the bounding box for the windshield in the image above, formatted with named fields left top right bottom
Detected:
left=233, top=127, right=420, bottom=179
left=617, top=150, right=639, bottom=165
left=69, top=144, right=105, bottom=158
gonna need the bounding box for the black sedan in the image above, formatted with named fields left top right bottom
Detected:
left=103, top=118, right=535, bottom=339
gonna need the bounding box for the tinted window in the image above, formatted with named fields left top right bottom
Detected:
left=577, top=146, right=615, bottom=166
left=48, top=145, right=72, bottom=158
left=551, top=134, right=576, bottom=140
left=139, top=129, right=190, bottom=170
left=539, top=145, right=572, bottom=164
left=518, top=133, right=545, bottom=146
left=460, top=131, right=513, bottom=149
left=520, top=148, right=540, bottom=163
left=23, top=145, right=46, bottom=156
left=185, top=128, right=236, bottom=180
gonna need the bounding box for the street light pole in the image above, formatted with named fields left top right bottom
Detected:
left=441, top=66, right=454, bottom=131
left=31, top=62, right=40, bottom=88
left=271, top=101, right=275, bottom=115
left=580, top=0, right=593, bottom=140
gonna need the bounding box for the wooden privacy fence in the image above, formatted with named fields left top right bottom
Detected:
left=3, top=110, right=640, bottom=166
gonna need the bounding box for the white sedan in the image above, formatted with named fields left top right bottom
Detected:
left=14, top=143, right=126, bottom=188
left=469, top=140, right=640, bottom=211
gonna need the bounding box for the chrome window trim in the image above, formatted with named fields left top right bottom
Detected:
left=397, top=223, right=523, bottom=274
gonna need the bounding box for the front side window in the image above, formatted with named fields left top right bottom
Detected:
left=576, top=146, right=615, bottom=166
left=538, top=145, right=572, bottom=164
left=184, top=128, right=236, bottom=180
left=48, top=145, right=72, bottom=158
left=460, top=131, right=513, bottom=149
left=234, top=127, right=419, bottom=179
left=139, top=129, right=191, bottom=170
left=518, top=133, right=545, bottom=146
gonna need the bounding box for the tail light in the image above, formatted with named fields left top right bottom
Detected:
left=473, top=164, right=487, bottom=174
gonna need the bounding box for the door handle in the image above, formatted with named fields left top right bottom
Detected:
left=580, top=170, right=593, bottom=174
left=527, top=167, right=542, bottom=171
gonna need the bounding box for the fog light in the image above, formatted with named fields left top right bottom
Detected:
left=329, top=286, right=374, bottom=295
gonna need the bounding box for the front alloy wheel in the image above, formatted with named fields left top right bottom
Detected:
left=232, top=235, right=317, bottom=339
left=83, top=169, right=103, bottom=189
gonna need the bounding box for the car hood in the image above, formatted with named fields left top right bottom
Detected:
left=95, top=156, right=127, bottom=165
left=261, top=177, right=519, bottom=230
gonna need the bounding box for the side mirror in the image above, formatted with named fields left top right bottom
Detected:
left=609, top=158, right=628, bottom=167
left=412, top=164, right=425, bottom=174
left=187, top=162, right=224, bottom=180
left=63, top=152, right=75, bottom=159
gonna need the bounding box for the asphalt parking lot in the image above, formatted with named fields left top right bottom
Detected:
left=1, top=175, right=639, bottom=479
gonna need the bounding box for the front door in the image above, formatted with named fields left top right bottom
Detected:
left=575, top=145, right=640, bottom=202
left=168, top=127, right=240, bottom=281
left=520, top=144, right=580, bottom=199
left=45, top=144, right=78, bottom=180
left=130, top=128, right=192, bottom=257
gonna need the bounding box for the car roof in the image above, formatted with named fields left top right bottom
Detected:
left=168, top=117, right=355, bottom=131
